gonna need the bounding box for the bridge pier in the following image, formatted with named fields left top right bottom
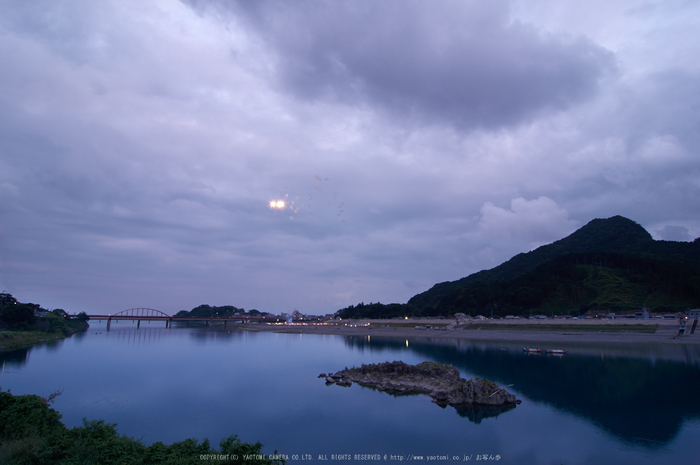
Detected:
left=137, top=320, right=140, bottom=329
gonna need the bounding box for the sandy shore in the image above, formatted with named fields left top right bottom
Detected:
left=246, top=318, right=700, bottom=345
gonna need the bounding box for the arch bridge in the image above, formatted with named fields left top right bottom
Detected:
left=86, top=308, right=280, bottom=329
left=113, top=308, right=171, bottom=318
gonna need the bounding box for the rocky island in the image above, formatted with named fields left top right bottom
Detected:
left=321, top=361, right=521, bottom=414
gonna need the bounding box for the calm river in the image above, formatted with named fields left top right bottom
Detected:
left=2, top=321, right=699, bottom=464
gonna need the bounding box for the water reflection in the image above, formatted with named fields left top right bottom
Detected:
left=344, top=336, right=700, bottom=446
left=188, top=326, right=248, bottom=343
left=103, top=326, right=169, bottom=346
left=95, top=321, right=257, bottom=348
left=452, top=403, right=516, bottom=423
left=0, top=348, right=31, bottom=372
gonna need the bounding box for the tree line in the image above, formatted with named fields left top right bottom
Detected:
left=174, top=304, right=269, bottom=319
left=0, top=293, right=88, bottom=335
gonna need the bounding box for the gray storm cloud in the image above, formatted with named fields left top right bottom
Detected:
left=188, top=0, right=615, bottom=130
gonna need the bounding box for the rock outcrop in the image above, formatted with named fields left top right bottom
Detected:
left=322, top=361, right=521, bottom=408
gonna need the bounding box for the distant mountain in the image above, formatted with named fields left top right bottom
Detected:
left=337, top=216, right=700, bottom=319
left=409, top=216, right=700, bottom=310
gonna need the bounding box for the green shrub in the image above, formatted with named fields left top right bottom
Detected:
left=0, top=390, right=285, bottom=465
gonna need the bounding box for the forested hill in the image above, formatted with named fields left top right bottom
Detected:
left=408, top=215, right=700, bottom=310
left=337, top=216, right=700, bottom=319
left=174, top=304, right=271, bottom=318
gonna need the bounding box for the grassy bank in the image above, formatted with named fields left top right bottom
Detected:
left=368, top=322, right=449, bottom=329
left=463, top=323, right=659, bottom=333
left=0, top=329, right=85, bottom=351
left=0, top=316, right=89, bottom=351
left=0, top=293, right=90, bottom=351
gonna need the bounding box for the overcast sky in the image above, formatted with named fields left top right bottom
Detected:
left=1, top=0, right=699, bottom=315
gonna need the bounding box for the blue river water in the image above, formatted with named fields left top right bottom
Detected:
left=1, top=321, right=699, bottom=464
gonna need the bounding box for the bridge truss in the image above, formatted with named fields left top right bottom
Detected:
left=112, top=308, right=172, bottom=318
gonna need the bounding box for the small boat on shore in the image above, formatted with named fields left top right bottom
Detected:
left=545, top=349, right=568, bottom=355
left=523, top=347, right=541, bottom=353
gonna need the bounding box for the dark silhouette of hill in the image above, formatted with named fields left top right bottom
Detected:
left=405, top=216, right=700, bottom=315
left=337, top=216, right=700, bottom=318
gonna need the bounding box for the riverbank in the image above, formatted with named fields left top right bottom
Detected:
left=246, top=318, right=700, bottom=345
left=0, top=331, right=69, bottom=350
left=0, top=322, right=89, bottom=351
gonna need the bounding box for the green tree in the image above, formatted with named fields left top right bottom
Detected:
left=0, top=390, right=286, bottom=465
left=1, top=304, right=37, bottom=329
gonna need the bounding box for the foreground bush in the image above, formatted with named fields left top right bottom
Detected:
left=0, top=390, right=284, bottom=464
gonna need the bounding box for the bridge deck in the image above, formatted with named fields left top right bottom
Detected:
left=86, top=315, right=280, bottom=322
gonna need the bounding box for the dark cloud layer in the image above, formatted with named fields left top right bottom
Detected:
left=188, top=0, right=614, bottom=130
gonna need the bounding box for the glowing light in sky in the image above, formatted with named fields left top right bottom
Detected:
left=268, top=176, right=345, bottom=222
left=269, top=200, right=286, bottom=209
